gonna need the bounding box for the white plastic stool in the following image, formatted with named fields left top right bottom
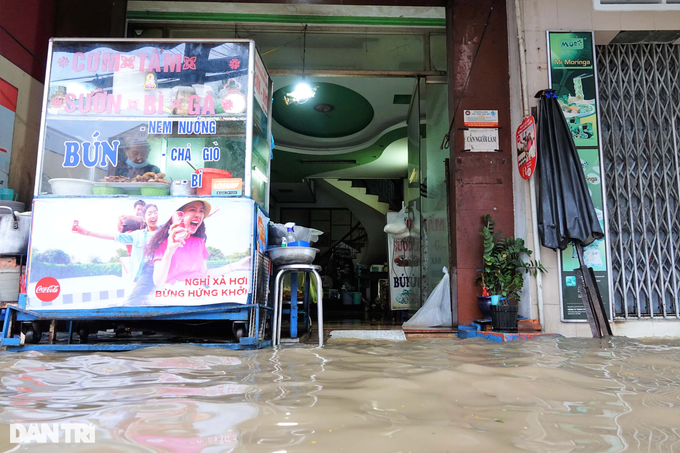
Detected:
left=272, top=264, right=324, bottom=347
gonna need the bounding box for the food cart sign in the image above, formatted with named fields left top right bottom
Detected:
left=253, top=51, right=269, bottom=116
left=516, top=116, right=537, bottom=179
left=46, top=41, right=251, bottom=119
left=463, top=110, right=498, bottom=127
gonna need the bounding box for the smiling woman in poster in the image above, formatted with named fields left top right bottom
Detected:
left=146, top=199, right=251, bottom=287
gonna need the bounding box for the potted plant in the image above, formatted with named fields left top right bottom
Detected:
left=475, top=215, right=546, bottom=331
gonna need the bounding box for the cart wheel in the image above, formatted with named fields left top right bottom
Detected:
left=232, top=322, right=246, bottom=339
left=78, top=327, right=90, bottom=344
left=22, top=323, right=42, bottom=345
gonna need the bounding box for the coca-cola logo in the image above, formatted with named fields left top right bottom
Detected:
left=35, top=277, right=60, bottom=302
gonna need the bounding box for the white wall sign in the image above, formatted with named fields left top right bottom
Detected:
left=463, top=128, right=499, bottom=152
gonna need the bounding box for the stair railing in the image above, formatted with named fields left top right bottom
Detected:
left=317, top=222, right=367, bottom=262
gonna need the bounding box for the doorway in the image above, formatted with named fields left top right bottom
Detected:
left=127, top=17, right=451, bottom=330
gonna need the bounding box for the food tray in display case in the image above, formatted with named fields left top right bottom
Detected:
left=92, top=182, right=170, bottom=189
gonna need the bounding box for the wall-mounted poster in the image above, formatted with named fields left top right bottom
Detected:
left=547, top=33, right=598, bottom=148
left=26, top=197, right=260, bottom=310
left=0, top=78, right=18, bottom=188
left=547, top=31, right=611, bottom=321
left=516, top=116, right=537, bottom=179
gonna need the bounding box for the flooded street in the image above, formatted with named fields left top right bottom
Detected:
left=1, top=336, right=680, bottom=452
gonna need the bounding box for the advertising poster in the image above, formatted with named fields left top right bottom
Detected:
left=516, top=116, right=537, bottom=179
left=548, top=31, right=611, bottom=321
left=548, top=33, right=598, bottom=148
left=255, top=207, right=268, bottom=253
left=0, top=78, right=18, bottom=188
left=387, top=211, right=418, bottom=310
left=27, top=197, right=257, bottom=310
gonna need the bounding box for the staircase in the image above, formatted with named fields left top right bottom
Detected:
left=314, top=179, right=388, bottom=265
left=324, top=179, right=390, bottom=215
left=346, top=179, right=402, bottom=212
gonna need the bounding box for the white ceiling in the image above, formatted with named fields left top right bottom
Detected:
left=310, top=136, right=408, bottom=179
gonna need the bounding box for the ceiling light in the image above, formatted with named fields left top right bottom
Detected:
left=284, top=81, right=317, bottom=105
left=284, top=25, right=318, bottom=106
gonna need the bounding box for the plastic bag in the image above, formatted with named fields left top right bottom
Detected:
left=384, top=222, right=407, bottom=235
left=269, top=223, right=323, bottom=245
left=384, top=207, right=408, bottom=236
left=403, top=267, right=452, bottom=328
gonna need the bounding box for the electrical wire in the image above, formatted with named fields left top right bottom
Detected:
left=260, top=34, right=303, bottom=56
left=440, top=3, right=495, bottom=150
left=0, top=23, right=46, bottom=68
left=302, top=24, right=308, bottom=79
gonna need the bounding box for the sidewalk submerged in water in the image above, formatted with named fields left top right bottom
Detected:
left=2, top=336, right=680, bottom=452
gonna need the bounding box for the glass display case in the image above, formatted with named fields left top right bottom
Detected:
left=36, top=39, right=273, bottom=212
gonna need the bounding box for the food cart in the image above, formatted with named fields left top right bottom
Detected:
left=1, top=38, right=274, bottom=351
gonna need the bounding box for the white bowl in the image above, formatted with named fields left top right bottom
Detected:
left=48, top=178, right=94, bottom=195
left=266, top=246, right=319, bottom=266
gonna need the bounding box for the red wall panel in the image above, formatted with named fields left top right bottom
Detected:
left=0, top=0, right=57, bottom=82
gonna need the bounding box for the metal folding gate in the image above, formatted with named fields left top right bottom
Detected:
left=597, top=43, right=680, bottom=319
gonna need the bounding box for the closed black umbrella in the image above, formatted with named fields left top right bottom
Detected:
left=535, top=89, right=611, bottom=337
left=536, top=90, right=604, bottom=250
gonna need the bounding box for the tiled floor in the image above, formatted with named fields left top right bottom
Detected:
left=320, top=321, right=405, bottom=330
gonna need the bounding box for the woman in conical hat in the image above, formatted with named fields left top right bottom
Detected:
left=145, top=199, right=250, bottom=287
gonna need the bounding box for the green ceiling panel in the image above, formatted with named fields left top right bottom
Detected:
left=271, top=127, right=406, bottom=183
left=272, top=82, right=374, bottom=138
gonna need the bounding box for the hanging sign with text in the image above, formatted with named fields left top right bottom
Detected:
left=463, top=128, right=499, bottom=152
left=516, top=116, right=537, bottom=179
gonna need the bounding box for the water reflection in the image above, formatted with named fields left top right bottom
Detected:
left=1, top=338, right=680, bottom=451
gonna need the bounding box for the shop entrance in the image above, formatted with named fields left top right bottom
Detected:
left=267, top=69, right=450, bottom=330
left=128, top=16, right=451, bottom=331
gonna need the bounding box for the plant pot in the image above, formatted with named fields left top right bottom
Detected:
left=477, top=296, right=492, bottom=318
left=490, top=304, right=518, bottom=332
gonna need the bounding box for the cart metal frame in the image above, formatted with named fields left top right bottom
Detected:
left=2, top=295, right=272, bottom=351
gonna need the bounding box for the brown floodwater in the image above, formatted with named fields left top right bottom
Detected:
left=1, top=336, right=680, bottom=452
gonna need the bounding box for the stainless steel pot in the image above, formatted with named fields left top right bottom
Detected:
left=0, top=207, right=31, bottom=256
left=170, top=180, right=196, bottom=196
